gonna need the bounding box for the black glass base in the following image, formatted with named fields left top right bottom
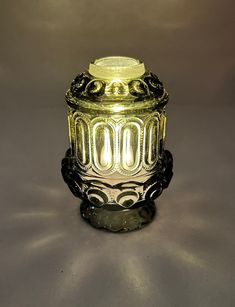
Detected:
left=80, top=200, right=156, bottom=232
left=62, top=149, right=173, bottom=232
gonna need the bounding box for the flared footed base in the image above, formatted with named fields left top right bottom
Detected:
left=80, top=201, right=156, bottom=232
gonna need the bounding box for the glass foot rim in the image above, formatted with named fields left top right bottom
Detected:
left=80, top=200, right=156, bottom=233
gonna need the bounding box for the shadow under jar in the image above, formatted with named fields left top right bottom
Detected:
left=62, top=56, right=173, bottom=232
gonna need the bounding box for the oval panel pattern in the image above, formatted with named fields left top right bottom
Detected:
left=159, top=113, right=166, bottom=156
left=67, top=111, right=74, bottom=151
left=75, top=117, right=90, bottom=168
left=92, top=121, right=115, bottom=174
left=119, top=120, right=142, bottom=175
left=143, top=116, right=159, bottom=170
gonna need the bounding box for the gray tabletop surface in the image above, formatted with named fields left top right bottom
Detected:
left=0, top=1, right=235, bottom=306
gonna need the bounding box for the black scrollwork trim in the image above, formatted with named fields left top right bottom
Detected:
left=61, top=148, right=173, bottom=207
left=67, top=71, right=169, bottom=104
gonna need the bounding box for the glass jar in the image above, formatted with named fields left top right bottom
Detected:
left=62, top=56, right=173, bottom=232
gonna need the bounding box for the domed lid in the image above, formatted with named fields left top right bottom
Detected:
left=65, top=56, right=169, bottom=113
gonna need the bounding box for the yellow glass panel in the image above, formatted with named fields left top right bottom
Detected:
left=75, top=118, right=90, bottom=166
left=144, top=117, right=159, bottom=168
left=93, top=122, right=114, bottom=172
left=119, top=122, right=141, bottom=173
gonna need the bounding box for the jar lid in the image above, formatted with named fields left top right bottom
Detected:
left=89, top=56, right=145, bottom=79
left=65, top=56, right=169, bottom=113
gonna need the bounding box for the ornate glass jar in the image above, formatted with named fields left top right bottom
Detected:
left=62, top=56, right=173, bottom=232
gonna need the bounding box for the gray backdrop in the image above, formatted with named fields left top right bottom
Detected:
left=0, top=1, right=235, bottom=306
